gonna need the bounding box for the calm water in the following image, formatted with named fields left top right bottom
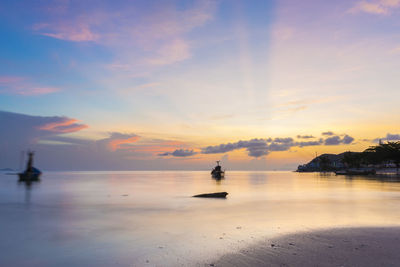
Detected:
left=1, top=171, right=400, bottom=266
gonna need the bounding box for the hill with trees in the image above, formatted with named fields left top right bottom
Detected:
left=297, top=141, right=400, bottom=172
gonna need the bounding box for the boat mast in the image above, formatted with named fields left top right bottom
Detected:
left=26, top=151, right=34, bottom=172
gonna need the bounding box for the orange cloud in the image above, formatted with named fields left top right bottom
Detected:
left=108, top=136, right=140, bottom=151
left=162, top=141, right=186, bottom=146
left=106, top=138, right=189, bottom=154
left=39, top=119, right=88, bottom=133
left=132, top=145, right=182, bottom=153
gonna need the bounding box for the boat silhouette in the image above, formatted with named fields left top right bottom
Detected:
left=211, top=161, right=225, bottom=179
left=18, top=151, right=41, bottom=182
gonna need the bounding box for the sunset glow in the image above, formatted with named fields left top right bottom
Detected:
left=1, top=0, right=400, bottom=170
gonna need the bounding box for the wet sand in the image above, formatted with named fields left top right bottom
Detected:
left=213, top=227, right=400, bottom=267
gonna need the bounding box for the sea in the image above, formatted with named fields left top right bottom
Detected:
left=1, top=171, right=400, bottom=266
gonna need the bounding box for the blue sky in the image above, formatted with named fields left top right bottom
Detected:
left=1, top=0, right=400, bottom=170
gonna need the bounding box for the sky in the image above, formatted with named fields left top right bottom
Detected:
left=1, top=0, right=400, bottom=171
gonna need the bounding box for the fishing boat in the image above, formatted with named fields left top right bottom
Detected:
left=211, top=161, right=225, bottom=179
left=18, top=151, right=41, bottom=182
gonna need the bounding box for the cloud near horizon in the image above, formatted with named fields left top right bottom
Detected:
left=158, top=149, right=197, bottom=157
left=0, top=110, right=360, bottom=163
left=201, top=134, right=356, bottom=158
left=202, top=138, right=271, bottom=157
left=39, top=119, right=88, bottom=133
left=0, top=110, right=88, bottom=156
left=324, top=135, right=354, bottom=145
left=373, top=133, right=400, bottom=142
left=97, top=132, right=140, bottom=151
left=297, top=135, right=315, bottom=139
left=322, top=131, right=335, bottom=136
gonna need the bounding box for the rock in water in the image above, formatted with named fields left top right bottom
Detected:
left=193, top=192, right=228, bottom=198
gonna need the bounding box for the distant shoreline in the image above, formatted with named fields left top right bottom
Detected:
left=297, top=142, right=400, bottom=173
left=213, top=227, right=400, bottom=267
left=296, top=167, right=399, bottom=174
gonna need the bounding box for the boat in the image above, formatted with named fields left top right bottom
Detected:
left=18, top=151, right=41, bottom=182
left=335, top=169, right=376, bottom=176
left=211, top=161, right=225, bottom=179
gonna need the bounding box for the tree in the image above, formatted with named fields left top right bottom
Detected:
left=363, top=141, right=400, bottom=172
left=319, top=155, right=331, bottom=171
left=342, top=152, right=362, bottom=168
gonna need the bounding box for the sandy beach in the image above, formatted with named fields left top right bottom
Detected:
left=213, top=227, right=400, bottom=267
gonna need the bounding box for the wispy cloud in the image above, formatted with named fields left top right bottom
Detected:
left=40, top=130, right=193, bottom=160
left=0, top=76, right=60, bottom=95
left=349, top=0, right=400, bottom=15
left=20, top=87, right=60, bottom=95
left=33, top=22, right=99, bottom=42
left=269, top=98, right=332, bottom=120
left=93, top=134, right=195, bottom=158
left=144, top=38, right=191, bottom=65
left=322, top=131, right=335, bottom=136
left=32, top=0, right=217, bottom=69
left=158, top=149, right=197, bottom=157
left=0, top=76, right=25, bottom=84
left=39, top=119, right=88, bottom=133
left=389, top=45, right=400, bottom=54
left=96, top=132, right=140, bottom=151
left=297, top=135, right=315, bottom=139
left=272, top=26, right=294, bottom=41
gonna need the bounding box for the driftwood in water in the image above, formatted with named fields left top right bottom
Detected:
left=193, top=192, right=228, bottom=198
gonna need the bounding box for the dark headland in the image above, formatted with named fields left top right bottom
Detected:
left=296, top=141, right=400, bottom=173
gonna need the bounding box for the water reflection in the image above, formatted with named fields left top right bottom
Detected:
left=18, top=178, right=40, bottom=206
left=349, top=173, right=400, bottom=183
left=318, top=172, right=400, bottom=183
left=1, top=171, right=400, bottom=266
left=248, top=172, right=268, bottom=186
left=212, top=175, right=224, bottom=184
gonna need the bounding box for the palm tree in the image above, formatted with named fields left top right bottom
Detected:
left=342, top=152, right=362, bottom=168
left=363, top=141, right=400, bottom=172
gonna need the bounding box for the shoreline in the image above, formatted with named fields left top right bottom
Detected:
left=296, top=167, right=399, bottom=173
left=211, top=227, right=400, bottom=267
